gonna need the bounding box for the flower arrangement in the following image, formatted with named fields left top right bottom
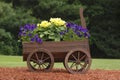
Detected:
left=19, top=18, right=90, bottom=43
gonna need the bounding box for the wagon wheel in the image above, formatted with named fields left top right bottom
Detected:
left=27, top=49, right=54, bottom=72
left=64, top=49, right=91, bottom=74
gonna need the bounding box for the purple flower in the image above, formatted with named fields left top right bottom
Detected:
left=24, top=24, right=29, bottom=31
left=76, top=26, right=82, bottom=31
left=30, top=24, right=37, bottom=31
left=20, top=27, right=24, bottom=31
left=30, top=38, right=35, bottom=42
left=28, top=33, right=32, bottom=37
left=36, top=37, right=42, bottom=43
left=60, top=32, right=65, bottom=35
left=24, top=24, right=36, bottom=31
left=18, top=31, right=22, bottom=36
left=81, top=28, right=88, bottom=33
left=18, top=24, right=41, bottom=43
left=84, top=33, right=90, bottom=38
left=30, top=34, right=42, bottom=43
left=66, top=22, right=73, bottom=28
left=60, top=30, right=68, bottom=35
left=18, top=24, right=37, bottom=37
left=18, top=31, right=26, bottom=36
left=66, top=22, right=78, bottom=30
left=75, top=31, right=82, bottom=37
left=22, top=32, right=26, bottom=36
left=62, top=22, right=90, bottom=38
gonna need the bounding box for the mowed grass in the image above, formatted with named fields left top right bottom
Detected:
left=0, top=55, right=120, bottom=70
left=0, top=55, right=26, bottom=67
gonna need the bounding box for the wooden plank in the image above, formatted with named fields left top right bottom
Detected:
left=23, top=40, right=90, bottom=54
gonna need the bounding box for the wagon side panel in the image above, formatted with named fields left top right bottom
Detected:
left=22, top=39, right=90, bottom=61
left=22, top=42, right=39, bottom=61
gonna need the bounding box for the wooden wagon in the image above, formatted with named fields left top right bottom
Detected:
left=22, top=8, right=92, bottom=74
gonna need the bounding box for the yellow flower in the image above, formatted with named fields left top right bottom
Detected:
left=37, top=23, right=41, bottom=27
left=39, top=21, right=51, bottom=28
left=50, top=18, right=66, bottom=26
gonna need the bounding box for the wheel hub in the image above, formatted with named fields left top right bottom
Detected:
left=76, top=60, right=80, bottom=64
left=38, top=60, right=43, bottom=64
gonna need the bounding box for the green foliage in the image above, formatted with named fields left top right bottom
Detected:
left=0, top=29, right=14, bottom=55
left=0, top=2, right=38, bottom=55
left=36, top=25, right=66, bottom=41
left=1, top=46, right=14, bottom=55
left=31, top=0, right=83, bottom=23
left=62, top=28, right=85, bottom=41
left=0, top=2, right=38, bottom=38
left=33, top=18, right=66, bottom=41
left=0, top=0, right=119, bottom=58
left=0, top=28, right=21, bottom=55
left=0, top=28, right=12, bottom=42
left=0, top=0, right=11, bottom=3
left=86, top=0, right=120, bottom=58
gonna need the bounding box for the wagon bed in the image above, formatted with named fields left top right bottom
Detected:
left=23, top=39, right=90, bottom=62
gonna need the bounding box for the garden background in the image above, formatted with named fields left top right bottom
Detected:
left=0, top=0, right=120, bottom=58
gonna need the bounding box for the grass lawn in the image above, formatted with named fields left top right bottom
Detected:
left=0, top=55, right=120, bottom=70
left=0, top=55, right=26, bottom=67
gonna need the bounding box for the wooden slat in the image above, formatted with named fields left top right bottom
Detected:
left=23, top=40, right=90, bottom=54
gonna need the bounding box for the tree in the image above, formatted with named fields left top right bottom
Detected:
left=0, top=0, right=119, bottom=58
left=81, top=0, right=120, bottom=58
left=0, top=2, right=38, bottom=55
left=0, top=2, right=38, bottom=38
left=0, top=28, right=14, bottom=55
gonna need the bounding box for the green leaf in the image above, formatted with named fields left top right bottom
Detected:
left=55, top=37, right=61, bottom=41
left=43, top=31, right=49, bottom=34
left=39, top=34, right=44, bottom=38
left=49, top=33, right=55, bottom=35
left=59, top=26, right=66, bottom=31
left=48, top=35, right=55, bottom=39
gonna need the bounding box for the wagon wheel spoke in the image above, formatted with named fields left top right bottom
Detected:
left=31, top=59, right=38, bottom=63
left=43, top=62, right=51, bottom=69
left=35, top=53, right=39, bottom=61
left=38, top=65, right=41, bottom=69
left=72, top=54, right=77, bottom=61
left=78, top=63, right=86, bottom=71
left=76, top=64, right=79, bottom=71
left=42, top=63, right=48, bottom=67
left=77, top=52, right=80, bottom=60
left=68, top=60, right=76, bottom=62
left=79, top=63, right=84, bottom=68
left=80, top=55, right=86, bottom=61
left=41, top=53, right=44, bottom=60
left=43, top=57, right=50, bottom=62
left=70, top=62, right=76, bottom=68
left=41, top=64, right=45, bottom=69
left=33, top=63, right=38, bottom=67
